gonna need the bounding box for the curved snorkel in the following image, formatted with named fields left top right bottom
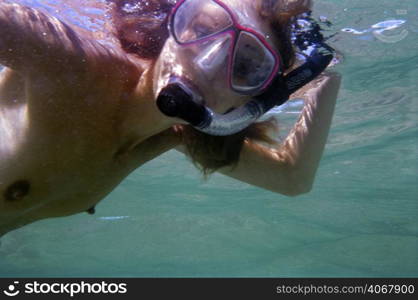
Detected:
left=157, top=47, right=334, bottom=136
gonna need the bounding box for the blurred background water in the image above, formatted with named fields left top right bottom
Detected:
left=1, top=0, right=417, bottom=277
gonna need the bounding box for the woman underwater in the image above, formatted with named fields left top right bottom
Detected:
left=0, top=0, right=341, bottom=236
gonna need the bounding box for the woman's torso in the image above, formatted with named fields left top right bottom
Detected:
left=0, top=56, right=176, bottom=234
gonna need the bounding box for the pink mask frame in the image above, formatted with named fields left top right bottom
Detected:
left=169, top=0, right=283, bottom=95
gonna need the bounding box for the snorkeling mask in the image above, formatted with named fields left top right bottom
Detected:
left=157, top=0, right=334, bottom=136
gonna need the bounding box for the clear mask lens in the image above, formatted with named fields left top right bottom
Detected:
left=232, top=32, right=276, bottom=92
left=173, top=0, right=233, bottom=43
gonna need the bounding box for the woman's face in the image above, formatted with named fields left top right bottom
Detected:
left=153, top=0, right=280, bottom=116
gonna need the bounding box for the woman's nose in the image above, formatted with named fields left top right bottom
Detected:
left=193, top=35, right=232, bottom=81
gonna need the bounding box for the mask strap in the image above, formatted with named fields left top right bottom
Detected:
left=255, top=48, right=334, bottom=112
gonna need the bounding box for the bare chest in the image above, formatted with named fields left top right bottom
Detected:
left=0, top=69, right=137, bottom=222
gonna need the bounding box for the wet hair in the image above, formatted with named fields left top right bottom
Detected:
left=109, top=0, right=312, bottom=176
left=108, top=0, right=174, bottom=59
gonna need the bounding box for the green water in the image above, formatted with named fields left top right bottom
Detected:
left=1, top=0, right=417, bottom=277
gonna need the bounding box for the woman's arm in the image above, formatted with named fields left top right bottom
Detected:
left=0, top=2, right=86, bottom=72
left=0, top=2, right=134, bottom=76
left=218, top=72, right=342, bottom=196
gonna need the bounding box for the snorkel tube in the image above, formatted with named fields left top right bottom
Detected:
left=157, top=47, right=334, bottom=136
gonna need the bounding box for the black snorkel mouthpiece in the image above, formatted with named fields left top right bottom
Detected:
left=157, top=82, right=212, bottom=128
left=157, top=48, right=334, bottom=136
